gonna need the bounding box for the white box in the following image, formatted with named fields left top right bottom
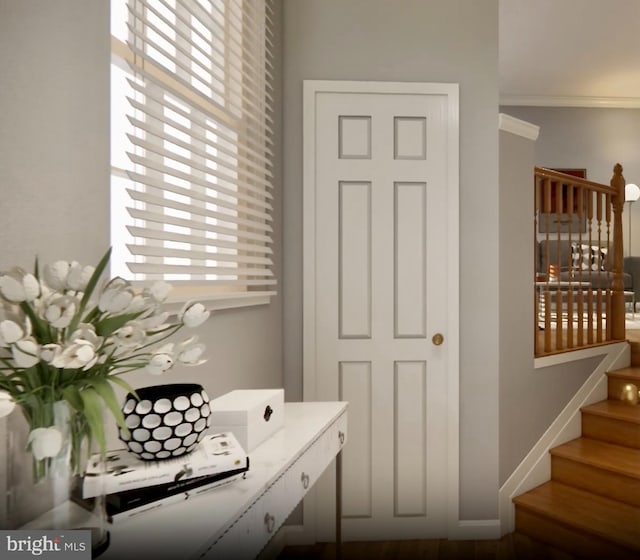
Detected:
left=208, top=389, right=284, bottom=452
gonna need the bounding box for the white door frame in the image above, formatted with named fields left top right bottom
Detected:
left=302, top=80, right=460, bottom=538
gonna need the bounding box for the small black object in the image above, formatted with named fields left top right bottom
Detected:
left=263, top=405, right=273, bottom=422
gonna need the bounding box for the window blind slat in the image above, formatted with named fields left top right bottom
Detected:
left=128, top=208, right=272, bottom=245
left=126, top=157, right=273, bottom=222
left=125, top=61, right=274, bottom=160
left=127, top=244, right=273, bottom=266
left=126, top=22, right=273, bottom=128
left=126, top=265, right=277, bottom=286
left=126, top=111, right=272, bottom=189
left=126, top=132, right=272, bottom=207
left=126, top=226, right=273, bottom=256
left=125, top=173, right=273, bottom=233
left=202, top=0, right=274, bottom=84
left=126, top=3, right=275, bottom=117
left=126, top=262, right=272, bottom=277
left=125, top=35, right=274, bottom=134
left=127, top=81, right=274, bottom=177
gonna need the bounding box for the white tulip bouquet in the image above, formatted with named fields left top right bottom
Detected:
left=0, top=248, right=210, bottom=481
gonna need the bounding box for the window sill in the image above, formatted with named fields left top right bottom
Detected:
left=163, top=291, right=277, bottom=315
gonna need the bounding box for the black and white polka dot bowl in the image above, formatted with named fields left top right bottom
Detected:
left=119, top=383, right=212, bottom=460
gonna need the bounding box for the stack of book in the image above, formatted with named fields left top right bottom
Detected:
left=80, top=432, right=250, bottom=523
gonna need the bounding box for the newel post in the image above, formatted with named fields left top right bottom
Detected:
left=611, top=163, right=626, bottom=341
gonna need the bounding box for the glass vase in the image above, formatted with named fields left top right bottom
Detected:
left=4, top=400, right=110, bottom=558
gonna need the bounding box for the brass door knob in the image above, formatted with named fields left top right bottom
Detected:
left=432, top=333, right=444, bottom=346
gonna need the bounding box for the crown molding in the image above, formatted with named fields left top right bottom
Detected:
left=500, top=94, right=640, bottom=109
left=498, top=113, right=540, bottom=140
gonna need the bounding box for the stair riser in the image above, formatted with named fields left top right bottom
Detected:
left=515, top=507, right=637, bottom=560
left=552, top=456, right=640, bottom=507
left=582, top=414, right=640, bottom=449
left=608, top=378, right=640, bottom=402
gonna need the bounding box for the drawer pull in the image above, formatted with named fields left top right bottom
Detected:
left=338, top=431, right=345, bottom=445
left=264, top=405, right=273, bottom=421
left=264, top=512, right=275, bottom=533
left=301, top=472, right=310, bottom=489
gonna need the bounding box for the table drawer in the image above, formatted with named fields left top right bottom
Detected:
left=202, top=410, right=347, bottom=559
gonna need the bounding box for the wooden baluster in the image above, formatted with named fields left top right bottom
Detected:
left=543, top=178, right=552, bottom=239
left=610, top=163, right=625, bottom=341
left=606, top=289, right=613, bottom=340
left=596, top=289, right=603, bottom=342
left=542, top=177, right=551, bottom=213
left=577, top=286, right=584, bottom=347
left=567, top=185, right=575, bottom=239
left=567, top=288, right=574, bottom=348
left=587, top=288, right=593, bottom=344
left=556, top=289, right=563, bottom=350
left=544, top=290, right=552, bottom=351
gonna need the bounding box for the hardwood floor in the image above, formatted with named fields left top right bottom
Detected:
left=277, top=533, right=579, bottom=560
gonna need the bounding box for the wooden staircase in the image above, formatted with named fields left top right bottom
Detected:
left=513, top=350, right=640, bottom=559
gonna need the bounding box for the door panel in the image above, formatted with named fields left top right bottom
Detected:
left=304, top=82, right=458, bottom=540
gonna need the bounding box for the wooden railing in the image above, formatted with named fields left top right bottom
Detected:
left=534, top=164, right=626, bottom=356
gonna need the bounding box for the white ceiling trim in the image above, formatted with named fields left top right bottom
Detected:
left=500, top=95, right=640, bottom=109
left=498, top=113, right=539, bottom=141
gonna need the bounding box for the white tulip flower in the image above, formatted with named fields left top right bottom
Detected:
left=146, top=343, right=175, bottom=375
left=44, top=295, right=77, bottom=329
left=112, top=323, right=146, bottom=348
left=0, top=320, right=26, bottom=346
left=98, top=278, right=135, bottom=314
left=138, top=311, right=170, bottom=330
left=52, top=341, right=97, bottom=370
left=177, top=340, right=206, bottom=366
left=12, top=338, right=40, bottom=368
left=40, top=343, right=62, bottom=364
left=149, top=281, right=172, bottom=303
left=180, top=302, right=210, bottom=328
left=66, top=263, right=94, bottom=291
left=43, top=260, right=70, bottom=290
left=146, top=353, right=174, bottom=375
left=0, top=269, right=40, bottom=302
left=125, top=294, right=149, bottom=314
left=28, top=427, right=64, bottom=460
left=68, top=324, right=102, bottom=348
left=0, top=391, right=16, bottom=418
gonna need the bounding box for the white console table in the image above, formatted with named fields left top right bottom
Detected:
left=102, top=401, right=348, bottom=560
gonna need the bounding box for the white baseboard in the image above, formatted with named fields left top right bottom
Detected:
left=449, top=519, right=502, bottom=540
left=498, top=341, right=629, bottom=535
left=281, top=518, right=501, bottom=547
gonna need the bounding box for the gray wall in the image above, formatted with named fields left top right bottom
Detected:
left=498, top=125, right=599, bottom=484
left=501, top=106, right=640, bottom=256
left=282, top=0, right=500, bottom=520
left=0, top=0, right=283, bottom=525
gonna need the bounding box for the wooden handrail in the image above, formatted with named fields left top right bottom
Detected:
left=534, top=164, right=627, bottom=357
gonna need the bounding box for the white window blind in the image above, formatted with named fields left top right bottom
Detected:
left=110, top=0, right=276, bottom=308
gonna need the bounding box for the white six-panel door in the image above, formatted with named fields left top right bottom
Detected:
left=303, top=81, right=459, bottom=541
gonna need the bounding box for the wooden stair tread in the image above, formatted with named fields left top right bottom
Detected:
left=513, top=481, right=640, bottom=551
left=607, top=366, right=640, bottom=380
left=581, top=400, right=640, bottom=423
left=551, top=438, right=640, bottom=479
